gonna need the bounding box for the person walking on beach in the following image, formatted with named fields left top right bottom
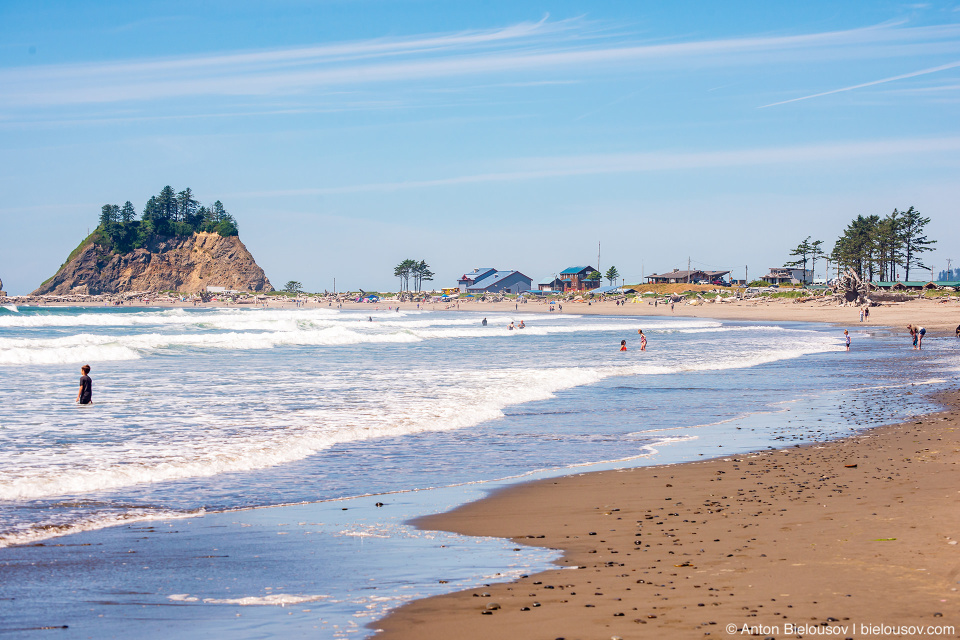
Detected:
left=638, top=329, right=647, bottom=351
left=844, top=330, right=850, bottom=351
left=76, top=364, right=93, bottom=405
left=620, top=339, right=627, bottom=351
left=859, top=307, right=864, bottom=322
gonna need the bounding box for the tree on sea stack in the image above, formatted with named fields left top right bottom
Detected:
left=605, top=266, right=620, bottom=285
left=284, top=281, right=302, bottom=294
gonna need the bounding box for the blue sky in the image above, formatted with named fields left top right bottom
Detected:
left=2, top=0, right=959, bottom=293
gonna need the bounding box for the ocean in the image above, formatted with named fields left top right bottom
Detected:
left=0, top=305, right=955, bottom=637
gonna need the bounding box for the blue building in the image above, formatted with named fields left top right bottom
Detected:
left=465, top=269, right=532, bottom=294
left=458, top=267, right=497, bottom=292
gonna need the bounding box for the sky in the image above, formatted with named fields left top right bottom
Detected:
left=2, top=0, right=959, bottom=294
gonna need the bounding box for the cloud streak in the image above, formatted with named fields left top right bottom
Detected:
left=4, top=19, right=960, bottom=109
left=231, top=136, right=960, bottom=198
left=760, top=59, right=960, bottom=107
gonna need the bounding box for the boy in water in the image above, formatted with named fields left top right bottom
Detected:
left=76, top=364, right=93, bottom=405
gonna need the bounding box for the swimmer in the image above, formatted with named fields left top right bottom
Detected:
left=509, top=322, right=515, bottom=331
left=638, top=329, right=647, bottom=351
left=620, top=339, right=627, bottom=351
left=519, top=320, right=525, bottom=329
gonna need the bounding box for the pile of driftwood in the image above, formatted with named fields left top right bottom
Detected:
left=831, top=268, right=914, bottom=304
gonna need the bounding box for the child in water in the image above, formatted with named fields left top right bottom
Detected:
left=844, top=330, right=850, bottom=351
left=76, top=364, right=93, bottom=405
left=638, top=329, right=647, bottom=351
left=620, top=339, right=627, bottom=351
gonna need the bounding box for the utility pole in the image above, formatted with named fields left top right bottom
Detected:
left=946, top=258, right=953, bottom=280
left=333, top=277, right=336, bottom=294
left=597, top=241, right=601, bottom=275
left=745, top=265, right=748, bottom=286
left=687, top=256, right=691, bottom=283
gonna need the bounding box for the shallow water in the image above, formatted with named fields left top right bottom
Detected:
left=0, top=306, right=956, bottom=637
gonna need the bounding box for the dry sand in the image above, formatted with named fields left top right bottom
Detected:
left=388, top=297, right=960, bottom=336
left=377, top=391, right=960, bottom=639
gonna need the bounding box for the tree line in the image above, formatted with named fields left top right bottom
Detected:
left=393, top=259, right=434, bottom=292
left=94, top=185, right=239, bottom=254
left=787, top=207, right=936, bottom=283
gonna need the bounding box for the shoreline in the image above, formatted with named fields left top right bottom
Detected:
left=4, top=295, right=960, bottom=336
left=375, top=390, right=960, bottom=639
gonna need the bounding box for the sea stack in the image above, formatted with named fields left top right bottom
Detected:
left=33, top=231, right=273, bottom=295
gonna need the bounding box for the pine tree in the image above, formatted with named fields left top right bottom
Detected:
left=119, top=201, right=137, bottom=223
left=605, top=266, right=620, bottom=285
left=898, top=206, right=936, bottom=281
left=177, top=188, right=199, bottom=226
left=99, top=204, right=120, bottom=226
left=157, top=185, right=177, bottom=221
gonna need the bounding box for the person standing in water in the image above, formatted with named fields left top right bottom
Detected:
left=620, top=339, right=627, bottom=351
left=917, top=326, right=926, bottom=349
left=638, top=329, right=647, bottom=351
left=482, top=318, right=487, bottom=326
left=844, top=330, right=850, bottom=351
left=76, top=364, right=93, bottom=405
left=907, top=324, right=918, bottom=349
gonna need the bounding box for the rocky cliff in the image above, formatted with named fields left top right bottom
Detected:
left=33, top=232, right=274, bottom=295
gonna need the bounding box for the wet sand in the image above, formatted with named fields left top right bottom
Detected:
left=376, top=391, right=960, bottom=639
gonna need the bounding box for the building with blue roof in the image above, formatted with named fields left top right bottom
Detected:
left=464, top=270, right=532, bottom=294
left=538, top=266, right=600, bottom=292
left=458, top=267, right=497, bottom=292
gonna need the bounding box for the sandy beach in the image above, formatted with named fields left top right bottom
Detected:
left=377, top=391, right=960, bottom=639
left=10, top=292, right=960, bottom=335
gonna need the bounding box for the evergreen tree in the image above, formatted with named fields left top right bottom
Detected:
left=786, top=237, right=816, bottom=283
left=99, top=204, right=120, bottom=227
left=412, top=260, right=434, bottom=292
left=142, top=196, right=160, bottom=223
left=157, top=185, right=177, bottom=221
left=119, top=201, right=137, bottom=223
left=394, top=259, right=418, bottom=291
left=177, top=188, right=200, bottom=226
left=898, top=206, right=936, bottom=281
left=605, top=266, right=620, bottom=285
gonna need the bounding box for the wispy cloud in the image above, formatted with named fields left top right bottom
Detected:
left=760, top=59, right=960, bottom=107
left=4, top=19, right=960, bottom=110
left=231, top=136, right=960, bottom=198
